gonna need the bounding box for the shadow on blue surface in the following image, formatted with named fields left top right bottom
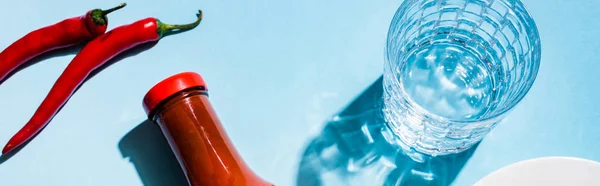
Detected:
left=0, top=132, right=40, bottom=166
left=296, top=76, right=479, bottom=186
left=118, top=120, right=188, bottom=186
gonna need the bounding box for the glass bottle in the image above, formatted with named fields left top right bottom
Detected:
left=143, top=72, right=273, bottom=186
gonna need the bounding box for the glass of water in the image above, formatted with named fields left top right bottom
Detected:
left=383, top=0, right=541, bottom=156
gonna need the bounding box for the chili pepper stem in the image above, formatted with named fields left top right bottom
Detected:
left=102, top=3, right=127, bottom=16
left=157, top=10, right=203, bottom=38
left=91, top=3, right=127, bottom=25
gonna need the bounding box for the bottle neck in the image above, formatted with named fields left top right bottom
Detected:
left=149, top=87, right=207, bottom=121
left=149, top=88, right=272, bottom=186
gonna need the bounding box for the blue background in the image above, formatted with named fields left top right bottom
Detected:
left=0, top=0, right=599, bottom=185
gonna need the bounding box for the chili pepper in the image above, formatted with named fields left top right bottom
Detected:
left=1, top=10, right=203, bottom=155
left=0, top=3, right=126, bottom=83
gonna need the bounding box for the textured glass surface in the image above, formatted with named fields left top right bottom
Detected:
left=383, top=0, right=541, bottom=155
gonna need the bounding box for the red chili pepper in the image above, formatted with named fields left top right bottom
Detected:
left=1, top=10, right=203, bottom=155
left=0, top=3, right=126, bottom=83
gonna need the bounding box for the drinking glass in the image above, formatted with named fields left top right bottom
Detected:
left=383, top=0, right=541, bottom=156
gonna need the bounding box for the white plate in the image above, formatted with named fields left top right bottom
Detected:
left=474, top=156, right=600, bottom=186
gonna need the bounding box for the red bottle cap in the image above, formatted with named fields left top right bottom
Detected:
left=143, top=72, right=207, bottom=116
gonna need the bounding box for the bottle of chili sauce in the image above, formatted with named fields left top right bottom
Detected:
left=142, top=72, right=273, bottom=186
